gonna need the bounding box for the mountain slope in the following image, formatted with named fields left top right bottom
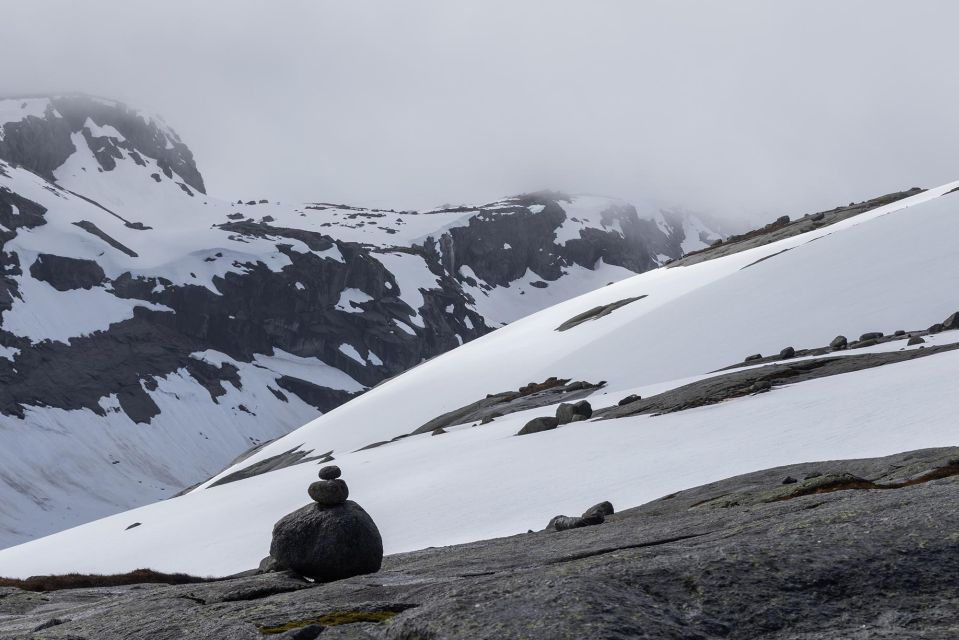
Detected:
left=0, top=95, right=721, bottom=547
left=1, top=178, right=956, bottom=577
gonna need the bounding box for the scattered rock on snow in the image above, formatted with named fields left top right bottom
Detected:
left=907, top=336, right=926, bottom=346
left=517, top=416, right=561, bottom=436
left=618, top=394, right=641, bottom=406
left=555, top=400, right=592, bottom=424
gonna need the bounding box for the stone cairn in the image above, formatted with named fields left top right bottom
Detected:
left=264, top=465, right=383, bottom=581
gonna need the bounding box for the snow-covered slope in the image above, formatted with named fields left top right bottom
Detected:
left=0, top=95, right=721, bottom=547
left=2, top=178, right=956, bottom=578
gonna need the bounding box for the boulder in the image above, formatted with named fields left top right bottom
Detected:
left=744, top=353, right=762, bottom=362
left=830, top=335, right=847, bottom=350
left=270, top=500, right=383, bottom=581
left=779, top=347, right=795, bottom=359
left=572, top=400, right=592, bottom=419
left=318, top=465, right=341, bottom=480
left=907, top=336, right=926, bottom=346
left=928, top=323, right=944, bottom=334
left=545, top=515, right=590, bottom=532
left=517, top=416, right=560, bottom=435
left=556, top=401, right=591, bottom=424
left=618, top=394, right=641, bottom=406
left=307, top=479, right=349, bottom=506
left=859, top=332, right=883, bottom=341
left=582, top=501, right=614, bottom=520
left=546, top=501, right=613, bottom=531
left=942, top=311, right=959, bottom=330
left=555, top=403, right=577, bottom=424
left=782, top=476, right=798, bottom=485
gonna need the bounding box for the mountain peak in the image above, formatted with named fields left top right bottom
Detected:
left=0, top=93, right=204, bottom=195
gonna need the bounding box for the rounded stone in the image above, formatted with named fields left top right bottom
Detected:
left=270, top=500, right=383, bottom=581
left=318, top=465, right=342, bottom=480
left=308, top=479, right=349, bottom=505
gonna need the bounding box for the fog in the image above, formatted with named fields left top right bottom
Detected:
left=2, top=1, right=958, bottom=225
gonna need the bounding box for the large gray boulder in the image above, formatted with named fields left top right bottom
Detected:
left=517, top=416, right=560, bottom=435
left=269, top=500, right=383, bottom=581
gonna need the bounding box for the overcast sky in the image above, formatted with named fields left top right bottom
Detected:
left=2, top=1, right=957, bottom=225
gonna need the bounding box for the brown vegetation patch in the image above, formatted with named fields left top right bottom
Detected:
left=0, top=568, right=213, bottom=592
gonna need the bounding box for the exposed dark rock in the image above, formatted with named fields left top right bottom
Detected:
left=671, top=187, right=923, bottom=267
left=318, top=465, right=341, bottom=480
left=859, top=331, right=883, bottom=341
left=72, top=220, right=139, bottom=257
left=581, top=501, right=614, bottom=520
left=598, top=341, right=959, bottom=420
left=617, top=394, right=641, bottom=406
left=942, top=311, right=959, bottom=330
left=829, top=335, right=847, bottom=350
left=928, top=323, right=944, bottom=334
left=209, top=447, right=329, bottom=488
left=269, top=500, right=383, bottom=581
left=907, top=336, right=926, bottom=346
left=782, top=476, right=798, bottom=484
left=516, top=416, right=560, bottom=436
left=744, top=353, right=762, bottom=362
left=555, top=400, right=591, bottom=424
left=412, top=379, right=602, bottom=435
left=307, top=479, right=349, bottom=506
left=779, top=346, right=795, bottom=359
left=29, top=253, right=105, bottom=291
left=544, top=515, right=594, bottom=532
left=555, top=295, right=646, bottom=331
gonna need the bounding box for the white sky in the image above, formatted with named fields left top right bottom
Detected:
left=2, top=0, right=958, bottom=225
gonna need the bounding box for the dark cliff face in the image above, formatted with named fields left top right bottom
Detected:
left=0, top=94, right=204, bottom=193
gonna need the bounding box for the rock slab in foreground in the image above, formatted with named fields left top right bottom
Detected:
left=2, top=447, right=958, bottom=639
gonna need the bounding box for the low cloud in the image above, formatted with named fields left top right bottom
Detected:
left=3, top=0, right=957, bottom=226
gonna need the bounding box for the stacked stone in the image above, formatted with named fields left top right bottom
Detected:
left=267, top=465, right=383, bottom=581
left=308, top=465, right=349, bottom=505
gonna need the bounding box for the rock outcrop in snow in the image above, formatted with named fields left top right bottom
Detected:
left=0, top=94, right=724, bottom=547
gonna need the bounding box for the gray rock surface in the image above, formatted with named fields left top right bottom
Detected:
left=602, top=341, right=959, bottom=419
left=1, top=447, right=957, bottom=639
